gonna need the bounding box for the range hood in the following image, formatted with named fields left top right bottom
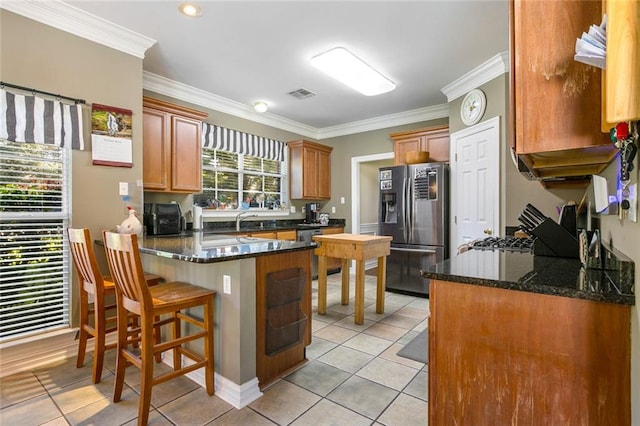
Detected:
left=511, top=145, right=618, bottom=189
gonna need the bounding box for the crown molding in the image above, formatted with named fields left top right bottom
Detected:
left=145, top=72, right=449, bottom=140
left=143, top=72, right=319, bottom=139
left=0, top=0, right=155, bottom=59
left=316, top=104, right=449, bottom=139
left=441, top=51, right=509, bottom=102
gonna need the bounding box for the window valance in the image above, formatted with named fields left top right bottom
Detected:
left=0, top=89, right=85, bottom=150
left=201, top=123, right=285, bottom=161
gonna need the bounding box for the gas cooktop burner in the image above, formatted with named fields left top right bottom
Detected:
left=471, top=236, right=535, bottom=253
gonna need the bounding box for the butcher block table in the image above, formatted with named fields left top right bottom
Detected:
left=313, top=233, right=392, bottom=325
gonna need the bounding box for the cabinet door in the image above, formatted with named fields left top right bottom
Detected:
left=143, top=108, right=170, bottom=191
left=171, top=115, right=202, bottom=192
left=276, top=230, right=297, bottom=241
left=394, top=137, right=422, bottom=165
left=316, top=149, right=331, bottom=199
left=302, top=147, right=318, bottom=198
left=513, top=0, right=608, bottom=154
left=423, top=129, right=450, bottom=162
left=250, top=231, right=277, bottom=239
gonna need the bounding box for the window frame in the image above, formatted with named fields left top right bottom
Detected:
left=198, top=147, right=289, bottom=216
left=0, top=140, right=72, bottom=343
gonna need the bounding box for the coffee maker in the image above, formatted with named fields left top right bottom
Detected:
left=305, top=203, right=320, bottom=223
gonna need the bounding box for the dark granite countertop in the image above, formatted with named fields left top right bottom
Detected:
left=105, top=232, right=315, bottom=264
left=421, top=250, right=634, bottom=305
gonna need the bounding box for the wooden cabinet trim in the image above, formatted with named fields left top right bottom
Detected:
left=143, top=96, right=208, bottom=121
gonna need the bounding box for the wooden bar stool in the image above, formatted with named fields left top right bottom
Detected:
left=67, top=228, right=162, bottom=383
left=102, top=231, right=216, bottom=426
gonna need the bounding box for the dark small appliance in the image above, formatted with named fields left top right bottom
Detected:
left=143, top=203, right=183, bottom=235
left=305, top=203, right=320, bottom=224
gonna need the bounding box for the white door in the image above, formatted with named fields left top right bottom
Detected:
left=450, top=116, right=500, bottom=257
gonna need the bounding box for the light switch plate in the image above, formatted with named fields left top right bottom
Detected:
left=332, top=206, right=336, bottom=214
left=223, top=275, right=231, bottom=294
left=290, top=205, right=296, bottom=213
left=119, top=182, right=128, bottom=196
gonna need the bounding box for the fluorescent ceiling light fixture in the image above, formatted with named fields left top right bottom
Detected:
left=311, top=47, right=396, bottom=96
left=253, top=101, right=268, bottom=113
left=178, top=2, right=203, bottom=17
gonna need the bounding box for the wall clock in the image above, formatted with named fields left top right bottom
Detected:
left=460, top=89, right=487, bottom=126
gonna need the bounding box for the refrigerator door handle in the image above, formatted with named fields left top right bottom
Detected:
left=390, top=247, right=437, bottom=254
left=403, top=171, right=413, bottom=243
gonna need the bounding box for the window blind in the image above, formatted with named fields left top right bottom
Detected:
left=201, top=123, right=285, bottom=161
left=0, top=140, right=70, bottom=341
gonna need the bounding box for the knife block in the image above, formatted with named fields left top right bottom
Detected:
left=531, top=218, right=579, bottom=259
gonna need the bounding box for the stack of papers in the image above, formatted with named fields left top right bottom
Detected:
left=574, top=14, right=607, bottom=69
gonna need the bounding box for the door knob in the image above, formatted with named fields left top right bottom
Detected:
left=483, top=228, right=493, bottom=235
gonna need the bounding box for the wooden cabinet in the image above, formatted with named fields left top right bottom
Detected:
left=604, top=0, right=640, bottom=123
left=429, top=280, right=630, bottom=424
left=240, top=229, right=297, bottom=241
left=390, top=125, right=449, bottom=165
left=510, top=0, right=616, bottom=182
left=255, top=250, right=312, bottom=388
left=288, top=140, right=332, bottom=200
left=321, top=226, right=344, bottom=272
left=143, top=97, right=207, bottom=193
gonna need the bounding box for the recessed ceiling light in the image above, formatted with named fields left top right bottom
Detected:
left=254, top=102, right=268, bottom=113
left=178, top=2, right=203, bottom=17
left=310, top=47, right=396, bottom=96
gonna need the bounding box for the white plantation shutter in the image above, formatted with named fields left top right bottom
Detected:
left=0, top=139, right=70, bottom=341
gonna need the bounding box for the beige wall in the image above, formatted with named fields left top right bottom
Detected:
left=449, top=75, right=585, bottom=232
left=1, top=10, right=144, bottom=326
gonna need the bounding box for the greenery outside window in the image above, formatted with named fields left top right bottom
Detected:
left=197, top=148, right=287, bottom=210
left=0, top=140, right=70, bottom=342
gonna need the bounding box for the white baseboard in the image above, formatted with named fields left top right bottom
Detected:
left=164, top=355, right=263, bottom=409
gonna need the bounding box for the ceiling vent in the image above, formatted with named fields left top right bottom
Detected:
left=287, top=88, right=316, bottom=100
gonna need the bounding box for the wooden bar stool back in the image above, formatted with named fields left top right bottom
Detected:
left=67, top=228, right=161, bottom=383
left=102, top=231, right=216, bottom=426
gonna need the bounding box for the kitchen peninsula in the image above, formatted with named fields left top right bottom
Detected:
left=422, top=248, right=634, bottom=424
left=125, top=232, right=315, bottom=409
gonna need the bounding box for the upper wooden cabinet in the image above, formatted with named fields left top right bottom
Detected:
left=390, top=125, right=449, bottom=165
left=143, top=97, right=207, bottom=193
left=604, top=0, right=640, bottom=123
left=510, top=0, right=616, bottom=183
left=288, top=140, right=333, bottom=200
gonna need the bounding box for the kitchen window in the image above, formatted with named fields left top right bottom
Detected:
left=198, top=148, right=287, bottom=209
left=0, top=86, right=84, bottom=342
left=197, top=124, right=288, bottom=211
left=0, top=140, right=71, bottom=342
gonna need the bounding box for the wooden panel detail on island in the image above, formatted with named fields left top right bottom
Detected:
left=429, top=279, right=631, bottom=424
left=255, top=249, right=312, bottom=388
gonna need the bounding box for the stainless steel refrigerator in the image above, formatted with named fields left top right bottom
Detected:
left=378, top=162, right=449, bottom=297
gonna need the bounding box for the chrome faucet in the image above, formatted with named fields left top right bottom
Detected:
left=236, top=211, right=258, bottom=231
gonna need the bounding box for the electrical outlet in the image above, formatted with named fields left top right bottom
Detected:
left=302, top=205, right=306, bottom=213
left=332, top=206, right=336, bottom=214
left=340, top=197, right=345, bottom=204
left=290, top=205, right=296, bottom=213
left=119, top=182, right=128, bottom=196
left=223, top=275, right=231, bottom=294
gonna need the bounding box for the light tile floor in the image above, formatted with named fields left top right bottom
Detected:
left=0, top=272, right=429, bottom=425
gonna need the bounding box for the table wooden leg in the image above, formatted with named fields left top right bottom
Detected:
left=318, top=255, right=328, bottom=315
left=354, top=259, right=365, bottom=325
left=341, top=259, right=350, bottom=305
left=376, top=255, right=387, bottom=314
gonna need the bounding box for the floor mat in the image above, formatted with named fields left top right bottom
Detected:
left=396, top=328, right=428, bottom=364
